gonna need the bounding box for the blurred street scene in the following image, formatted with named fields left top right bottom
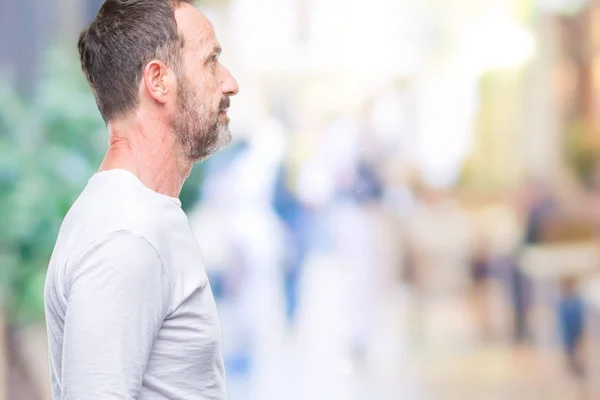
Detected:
left=4, top=0, right=600, bottom=399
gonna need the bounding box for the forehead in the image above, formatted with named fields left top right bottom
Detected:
left=174, top=4, right=217, bottom=52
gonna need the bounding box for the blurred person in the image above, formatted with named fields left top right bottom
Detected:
left=470, top=237, right=491, bottom=286
left=334, top=156, right=385, bottom=362
left=272, top=124, right=330, bottom=327
left=272, top=160, right=316, bottom=326
left=43, top=1, right=239, bottom=399
left=296, top=117, right=383, bottom=362
left=468, top=235, right=495, bottom=340
left=522, top=181, right=556, bottom=245
left=469, top=203, right=524, bottom=341
left=511, top=181, right=556, bottom=343
left=557, top=277, right=585, bottom=378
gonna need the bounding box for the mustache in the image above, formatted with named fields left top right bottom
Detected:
left=219, top=96, right=230, bottom=111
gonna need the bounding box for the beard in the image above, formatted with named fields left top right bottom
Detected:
left=171, top=77, right=232, bottom=162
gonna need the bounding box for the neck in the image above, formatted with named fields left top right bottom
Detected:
left=99, top=117, right=193, bottom=198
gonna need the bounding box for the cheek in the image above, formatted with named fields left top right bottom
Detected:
left=197, top=75, right=221, bottom=102
left=196, top=67, right=219, bottom=90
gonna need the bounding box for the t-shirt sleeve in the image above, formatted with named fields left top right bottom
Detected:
left=61, top=230, right=171, bottom=399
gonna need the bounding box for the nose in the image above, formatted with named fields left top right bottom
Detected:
left=221, top=66, right=239, bottom=96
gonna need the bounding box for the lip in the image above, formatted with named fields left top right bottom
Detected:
left=219, top=108, right=229, bottom=113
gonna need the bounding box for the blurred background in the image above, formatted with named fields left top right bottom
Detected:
left=4, top=0, right=600, bottom=398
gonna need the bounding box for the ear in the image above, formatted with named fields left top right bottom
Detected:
left=143, top=60, right=172, bottom=105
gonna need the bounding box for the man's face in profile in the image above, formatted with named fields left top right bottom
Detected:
left=170, top=4, right=239, bottom=162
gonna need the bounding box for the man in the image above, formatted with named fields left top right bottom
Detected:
left=44, top=1, right=238, bottom=399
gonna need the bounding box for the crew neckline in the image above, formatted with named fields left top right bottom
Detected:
left=90, top=169, right=182, bottom=207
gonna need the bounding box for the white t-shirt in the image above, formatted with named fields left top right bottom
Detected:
left=44, top=169, right=227, bottom=400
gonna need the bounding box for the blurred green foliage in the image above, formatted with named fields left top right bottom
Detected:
left=565, top=119, right=600, bottom=187
left=0, top=47, right=104, bottom=324
left=0, top=47, right=205, bottom=324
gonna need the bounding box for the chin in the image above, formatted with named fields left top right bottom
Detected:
left=220, top=128, right=233, bottom=148
left=191, top=125, right=232, bottom=161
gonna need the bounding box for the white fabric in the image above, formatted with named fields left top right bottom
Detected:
left=44, top=169, right=226, bottom=400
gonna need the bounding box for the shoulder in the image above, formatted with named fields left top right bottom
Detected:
left=70, top=229, right=165, bottom=279
left=61, top=171, right=186, bottom=263
left=66, top=229, right=172, bottom=317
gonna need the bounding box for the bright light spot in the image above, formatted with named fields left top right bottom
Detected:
left=339, top=358, right=354, bottom=376
left=462, top=16, right=537, bottom=72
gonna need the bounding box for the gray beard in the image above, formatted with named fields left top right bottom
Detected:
left=172, top=90, right=231, bottom=162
